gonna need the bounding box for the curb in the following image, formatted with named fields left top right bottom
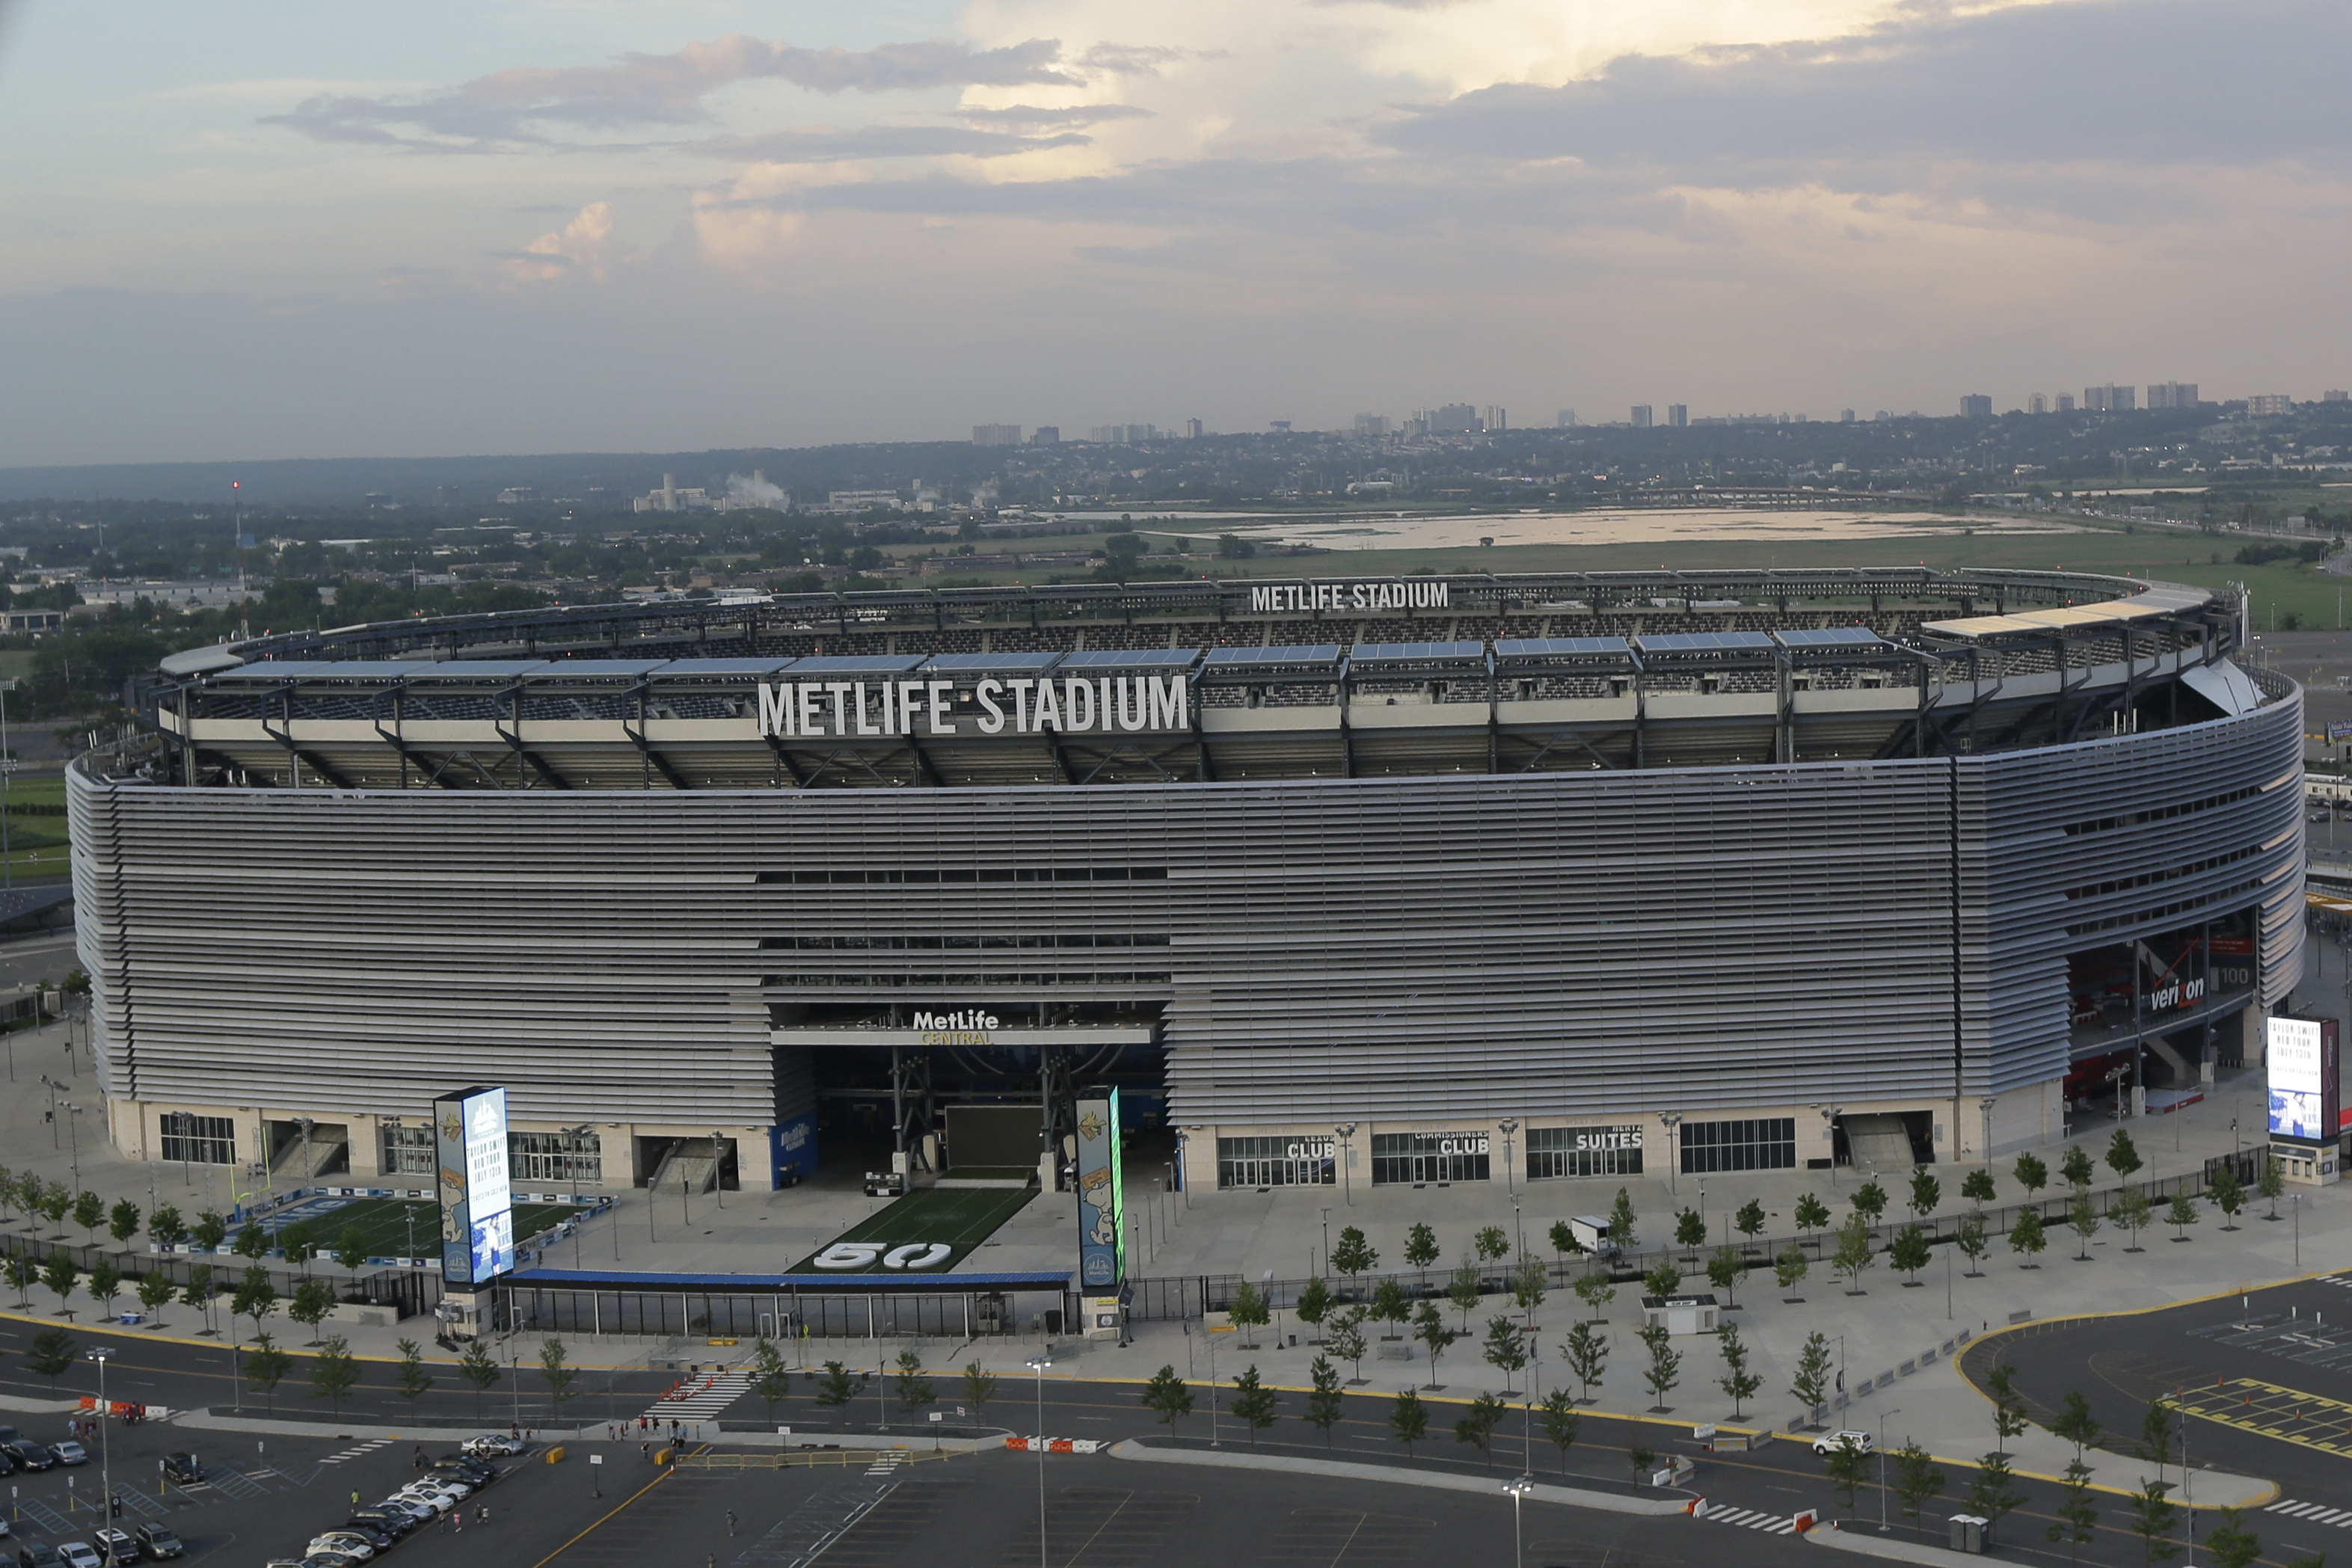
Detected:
left=1106, top=1437, right=1693, bottom=1515
left=1803, top=1519, right=2003, bottom=1565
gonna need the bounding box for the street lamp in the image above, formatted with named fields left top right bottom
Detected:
left=1319, top=1208, right=1331, bottom=1282
left=1504, top=1474, right=1534, bottom=1568
left=87, top=1345, right=113, bottom=1538
left=1498, top=1119, right=1519, bottom=1199
left=1334, top=1124, right=1356, bottom=1207
left=1025, top=1357, right=1052, bottom=1568
left=1657, top=1113, right=1683, bottom=1196
left=61, top=1100, right=82, bottom=1189
left=710, top=1130, right=726, bottom=1210
left=1814, top=1104, right=1843, bottom=1186
left=1877, top=1409, right=1902, bottom=1533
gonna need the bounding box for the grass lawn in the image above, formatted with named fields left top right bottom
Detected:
left=262, top=1193, right=582, bottom=1258
left=790, top=1186, right=1036, bottom=1274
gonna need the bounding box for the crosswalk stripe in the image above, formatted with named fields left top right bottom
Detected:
left=2280, top=1502, right=2330, bottom=1516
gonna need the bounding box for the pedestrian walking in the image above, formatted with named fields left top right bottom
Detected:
left=452, top=1508, right=464, bottom=1536
left=725, top=1509, right=738, bottom=1537
left=642, top=1440, right=650, bottom=1459
left=477, top=1503, right=488, bottom=1525
left=350, top=1488, right=360, bottom=1507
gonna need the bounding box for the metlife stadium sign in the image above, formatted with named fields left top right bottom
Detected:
left=759, top=675, right=1187, bottom=740
left=434, top=1086, right=515, bottom=1287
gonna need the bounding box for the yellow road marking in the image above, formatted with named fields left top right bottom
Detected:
left=2174, top=1377, right=2352, bottom=1457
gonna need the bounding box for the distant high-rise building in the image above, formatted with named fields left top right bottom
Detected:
left=1428, top=403, right=1480, bottom=434
left=2324, top=390, right=2350, bottom=403
left=1631, top=405, right=1654, bottom=428
left=2027, top=394, right=2048, bottom=415
left=1185, top=419, right=1205, bottom=440
left=1484, top=406, right=1508, bottom=432
left=1352, top=413, right=1389, bottom=437
left=1555, top=409, right=1577, bottom=428
left=1031, top=426, right=1060, bottom=445
left=1960, top=394, right=1993, bottom=419
left=1128, top=423, right=1159, bottom=442
left=2055, top=393, right=2076, bottom=413
left=2247, top=394, right=2293, bottom=416
left=2146, top=382, right=2198, bottom=410
left=1666, top=404, right=1689, bottom=428
left=2082, top=386, right=2108, bottom=412
left=1265, top=421, right=1289, bottom=433
left=2084, top=384, right=2134, bottom=412
left=1087, top=425, right=1121, bottom=443
left=972, top=423, right=1022, bottom=447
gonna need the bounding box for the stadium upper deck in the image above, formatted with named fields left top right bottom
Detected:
left=149, top=568, right=2232, bottom=789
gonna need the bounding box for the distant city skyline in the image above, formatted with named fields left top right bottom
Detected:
left=1, top=0, right=2348, bottom=465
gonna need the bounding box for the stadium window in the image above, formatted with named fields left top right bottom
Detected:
left=159, top=1112, right=235, bottom=1166
left=1526, top=1124, right=1643, bottom=1179
left=381, top=1122, right=435, bottom=1175
left=1370, top=1131, right=1490, bottom=1185
left=510, top=1129, right=602, bottom=1185
left=1217, top=1135, right=1335, bottom=1190
left=1678, top=1117, right=1796, bottom=1174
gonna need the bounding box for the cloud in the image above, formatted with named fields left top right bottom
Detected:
left=497, top=201, right=613, bottom=283
left=957, top=103, right=1156, bottom=129
left=262, top=34, right=1081, bottom=152
left=690, top=125, right=1092, bottom=164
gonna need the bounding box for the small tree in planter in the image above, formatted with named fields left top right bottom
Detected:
left=1226, top=1280, right=1269, bottom=1349
left=2104, top=1128, right=2143, bottom=1185
left=1331, top=1226, right=1377, bottom=1296
left=1790, top=1330, right=1832, bottom=1423
left=1412, top=1302, right=1456, bottom=1389
left=1404, top=1223, right=1440, bottom=1291
left=1832, top=1213, right=1875, bottom=1294
left=1774, top=1243, right=1809, bottom=1300
left=1851, top=1182, right=1888, bottom=1240
left=1794, top=1193, right=1831, bottom=1254
left=1673, top=1208, right=1706, bottom=1263
left=2167, top=1191, right=2200, bottom=1243
left=2259, top=1155, right=2286, bottom=1220
left=2012, top=1152, right=2048, bottom=1202
left=1325, top=1306, right=1369, bottom=1384
left=1573, top=1267, right=1615, bottom=1323
left=1960, top=1168, right=1997, bottom=1211
left=2113, top=1186, right=2153, bottom=1254
left=1295, top=1275, right=1333, bottom=1344
left=1889, top=1223, right=1932, bottom=1285
left=1716, top=1320, right=1760, bottom=1419
left=135, top=1270, right=174, bottom=1326
left=2060, top=1145, right=2095, bottom=1190
left=289, top=1277, right=337, bottom=1345
left=1562, top=1320, right=1607, bottom=1403
left=1907, top=1169, right=1942, bottom=1225
left=148, top=1205, right=187, bottom=1253
left=1953, top=1214, right=1989, bottom=1277
left=1371, top=1276, right=1410, bottom=1340
left=2067, top=1190, right=2101, bottom=1260
left=2208, top=1165, right=2247, bottom=1231
left=2009, top=1208, right=2047, bottom=1267
left=1706, top=1245, right=1743, bottom=1308
left=1734, top=1199, right=1766, bottom=1253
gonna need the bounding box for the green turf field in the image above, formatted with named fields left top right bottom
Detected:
left=262, top=1194, right=583, bottom=1258
left=789, top=1186, right=1035, bottom=1275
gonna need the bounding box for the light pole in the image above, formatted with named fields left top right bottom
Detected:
left=1978, top=1097, right=1997, bottom=1168
left=710, top=1131, right=726, bottom=1210
left=1499, top=1119, right=1518, bottom=1199
left=1877, top=1409, right=1901, bottom=1533
left=1658, top=1113, right=1683, bottom=1196
left=61, top=1101, right=82, bottom=1189
left=1178, top=1127, right=1198, bottom=1210
left=87, top=1346, right=112, bottom=1538
left=1334, top=1124, right=1356, bottom=1206
left=1814, top=1104, right=1843, bottom=1186
left=1025, top=1357, right=1051, bottom=1568
left=1320, top=1208, right=1330, bottom=1282
left=1505, top=1474, right=1534, bottom=1568
left=2294, top=1193, right=2303, bottom=1269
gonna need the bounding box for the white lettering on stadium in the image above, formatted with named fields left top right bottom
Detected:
left=758, top=675, right=1188, bottom=740
left=1247, top=582, right=1450, bottom=615
left=912, top=1011, right=1000, bottom=1030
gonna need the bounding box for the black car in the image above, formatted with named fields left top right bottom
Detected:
left=344, top=1510, right=411, bottom=1541
left=1, top=1443, right=54, bottom=1472
left=0, top=1449, right=18, bottom=1477
left=432, top=1458, right=497, bottom=1485
left=329, top=1523, right=392, bottom=1553
left=15, top=1546, right=65, bottom=1568
left=91, top=1528, right=136, bottom=1564
left=159, top=1455, right=201, bottom=1486
left=131, top=1526, right=182, bottom=1560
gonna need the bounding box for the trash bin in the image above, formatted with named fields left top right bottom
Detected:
left=1947, top=1514, right=1987, bottom=1554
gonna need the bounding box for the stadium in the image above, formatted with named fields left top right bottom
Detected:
left=68, top=567, right=2304, bottom=1208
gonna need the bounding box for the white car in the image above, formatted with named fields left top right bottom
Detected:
left=391, top=1487, right=455, bottom=1514
left=58, top=1545, right=103, bottom=1568
left=374, top=1499, right=435, bottom=1525
left=1811, top=1429, right=1875, bottom=1456
left=307, top=1534, right=376, bottom=1561
left=461, top=1433, right=526, bottom=1457
left=412, top=1475, right=471, bottom=1498
left=52, top=1441, right=89, bottom=1466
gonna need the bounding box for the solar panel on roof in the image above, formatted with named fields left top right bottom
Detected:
left=1056, top=648, right=1200, bottom=669
left=780, top=654, right=928, bottom=674
left=1634, top=632, right=1774, bottom=654
left=397, top=660, right=547, bottom=679
left=922, top=651, right=1066, bottom=673
left=651, top=657, right=799, bottom=677
left=1203, top=645, right=1342, bottom=664
left=518, top=659, right=669, bottom=677
left=1493, top=637, right=1632, bottom=658
left=1348, top=642, right=1485, bottom=662
left=1772, top=628, right=1886, bottom=649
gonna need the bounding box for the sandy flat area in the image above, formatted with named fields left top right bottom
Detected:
left=1145, top=508, right=2088, bottom=552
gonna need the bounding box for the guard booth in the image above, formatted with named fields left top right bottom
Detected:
left=1641, top=1294, right=1720, bottom=1335
left=1084, top=1282, right=1132, bottom=1343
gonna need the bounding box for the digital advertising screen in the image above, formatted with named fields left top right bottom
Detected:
left=433, top=1086, right=515, bottom=1286
left=1075, top=1089, right=1124, bottom=1290
left=2267, top=1017, right=2338, bottom=1143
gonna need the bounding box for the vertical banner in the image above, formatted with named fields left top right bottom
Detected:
left=434, top=1086, right=515, bottom=1286
left=1075, top=1089, right=1124, bottom=1289
left=2267, top=1017, right=2340, bottom=1142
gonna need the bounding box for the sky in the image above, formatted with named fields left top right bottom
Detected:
left=0, top=0, right=2345, bottom=465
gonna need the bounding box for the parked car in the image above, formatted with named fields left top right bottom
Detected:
left=408, top=1475, right=469, bottom=1499
left=301, top=1555, right=363, bottom=1568
left=159, top=1454, right=202, bottom=1486
left=344, top=1510, right=411, bottom=1540
left=459, top=1433, right=525, bottom=1458
left=327, top=1525, right=390, bottom=1553
left=131, top=1525, right=182, bottom=1560
left=431, top=1459, right=497, bottom=1486
left=1811, top=1428, right=1875, bottom=1455
left=388, top=1489, right=453, bottom=1515
left=55, top=1546, right=102, bottom=1568
left=89, top=1529, right=134, bottom=1564
left=369, top=1501, right=433, bottom=1528
left=3, top=1444, right=56, bottom=1471
left=304, top=1534, right=374, bottom=1561
left=52, top=1442, right=88, bottom=1467
left=0, top=1449, right=18, bottom=1477
left=16, top=1545, right=66, bottom=1568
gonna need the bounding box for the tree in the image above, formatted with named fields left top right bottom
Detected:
left=245, top=1331, right=292, bottom=1414
left=1446, top=1261, right=1482, bottom=1332
left=106, top=1199, right=141, bottom=1252
left=2010, top=1208, right=2048, bottom=1266
left=1890, top=1223, right=1932, bottom=1284
left=37, top=1181, right=70, bottom=1237
left=1642, top=1259, right=1684, bottom=1300
left=289, top=1277, right=337, bottom=1344
left=2204, top=1506, right=2262, bottom=1568
left=1370, top=1277, right=1410, bottom=1340
left=2138, top=1398, right=2176, bottom=1482
left=1986, top=1365, right=2028, bottom=1454
left=1775, top=1244, right=1810, bottom=1298
left=135, top=1270, right=174, bottom=1324
left=1673, top=1208, right=1706, bottom=1260
left=1331, top=1226, right=1376, bottom=1293
left=2116, top=1185, right=2155, bottom=1252
left=1473, top=1226, right=1509, bottom=1270
left=191, top=1210, right=228, bottom=1254
left=1413, top=1302, right=1456, bottom=1388
left=1953, top=1214, right=1989, bottom=1277
left=1852, top=1181, right=1888, bottom=1238
left=1823, top=1435, right=1871, bottom=1515
left=2013, top=1152, right=2049, bottom=1199
left=1228, top=1279, right=1270, bottom=1348
left=1573, top=1268, right=1615, bottom=1323
left=1140, top=1364, right=1193, bottom=1436
left=24, top=1326, right=76, bottom=1385
left=41, top=1252, right=77, bottom=1312
left=2048, top=1457, right=2098, bottom=1562
left=1538, top=1388, right=1581, bottom=1476
left=814, top=1360, right=856, bottom=1411
left=2125, top=1478, right=2180, bottom=1564
left=1404, top=1223, right=1440, bottom=1288
left=233, top=1223, right=267, bottom=1260
left=334, top=1223, right=370, bottom=1274
left=0, top=1166, right=11, bottom=1223
left=1305, top=1356, right=1344, bottom=1451
left=72, top=1190, right=104, bottom=1248
left=1967, top=1451, right=2027, bottom=1540
left=1481, top=1315, right=1527, bottom=1393
left=1546, top=1220, right=1575, bottom=1266
left=312, top=1333, right=360, bottom=1418
left=2052, top=1391, right=2102, bottom=1461
left=1891, top=1439, right=1945, bottom=1529
left=1229, top=1365, right=1277, bottom=1447
left=1326, top=1307, right=1369, bottom=1384
left=1628, top=1442, right=1656, bottom=1483
left=1716, top=1320, right=1760, bottom=1419
left=282, top=1223, right=320, bottom=1276
left=456, top=1337, right=502, bottom=1421
left=233, top=1264, right=277, bottom=1339
left=1562, top=1321, right=1607, bottom=1403
left=541, top=1337, right=583, bottom=1421
left=1390, top=1388, right=1428, bottom=1459
left=1296, top=1276, right=1333, bottom=1341
left=1453, top=1391, right=1506, bottom=1471
left=1734, top=1199, right=1766, bottom=1250
left=1794, top=1193, right=1831, bottom=1252
left=2106, top=1128, right=2143, bottom=1184
left=1512, top=1252, right=1547, bottom=1321
left=2167, top=1192, right=2199, bottom=1243
left=2259, top=1153, right=2286, bottom=1219
left=1790, top=1331, right=1831, bottom=1419
left=1832, top=1212, right=1875, bottom=1293
left=1636, top=1321, right=1681, bottom=1412
left=1705, top=1246, right=1743, bottom=1308
left=1606, top=1187, right=1637, bottom=1250
left=148, top=1205, right=187, bottom=1252
left=1908, top=1168, right=1943, bottom=1223
left=88, top=1257, right=122, bottom=1318
left=2061, top=1145, right=2095, bottom=1190
left=962, top=1362, right=997, bottom=1421
left=182, top=1264, right=215, bottom=1335
left=2209, top=1165, right=2246, bottom=1231
left=2068, top=1189, right=2101, bottom=1260
left=394, top=1337, right=434, bottom=1404
left=746, top=1338, right=790, bottom=1424
left=893, top=1347, right=934, bottom=1423
left=1960, top=1169, right=1997, bottom=1209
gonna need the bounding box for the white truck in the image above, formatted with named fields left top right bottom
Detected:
left=1565, top=1215, right=1622, bottom=1260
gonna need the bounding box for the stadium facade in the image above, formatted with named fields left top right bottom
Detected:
left=68, top=569, right=2304, bottom=1198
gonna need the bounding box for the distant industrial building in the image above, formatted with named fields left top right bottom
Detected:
left=633, top=474, right=716, bottom=513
